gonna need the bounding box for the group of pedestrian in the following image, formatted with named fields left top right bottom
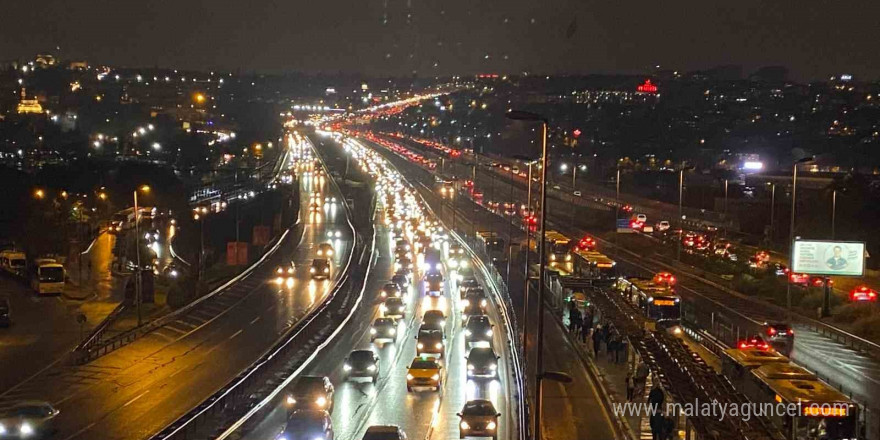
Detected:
left=567, top=301, right=595, bottom=343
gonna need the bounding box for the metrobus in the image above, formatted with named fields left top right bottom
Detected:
left=613, top=277, right=681, bottom=330
left=0, top=250, right=27, bottom=277
left=30, top=258, right=65, bottom=295
left=572, top=249, right=617, bottom=280
left=721, top=348, right=859, bottom=440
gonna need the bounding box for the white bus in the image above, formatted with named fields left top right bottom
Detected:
left=30, top=258, right=65, bottom=295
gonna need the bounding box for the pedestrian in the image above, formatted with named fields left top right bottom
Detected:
left=606, top=330, right=616, bottom=358
left=649, top=412, right=665, bottom=440
left=635, top=361, right=649, bottom=395
left=580, top=316, right=591, bottom=344
left=663, top=415, right=675, bottom=440
left=625, top=371, right=635, bottom=401
left=615, top=334, right=627, bottom=364
left=648, top=383, right=665, bottom=410
left=569, top=308, right=582, bottom=333
left=592, top=325, right=602, bottom=357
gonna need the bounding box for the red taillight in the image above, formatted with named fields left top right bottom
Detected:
left=767, top=327, right=777, bottom=336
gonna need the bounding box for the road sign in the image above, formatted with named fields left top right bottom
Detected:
left=616, top=218, right=633, bottom=233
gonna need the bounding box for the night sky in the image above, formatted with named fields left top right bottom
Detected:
left=2, top=0, right=877, bottom=81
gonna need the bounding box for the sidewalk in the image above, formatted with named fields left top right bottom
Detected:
left=561, top=306, right=671, bottom=440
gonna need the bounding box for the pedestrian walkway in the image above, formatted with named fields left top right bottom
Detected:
left=561, top=305, right=679, bottom=440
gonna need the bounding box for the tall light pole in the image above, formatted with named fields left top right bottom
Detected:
left=767, top=182, right=776, bottom=241
left=133, top=184, right=150, bottom=327
left=677, top=166, right=694, bottom=261
left=787, top=156, right=815, bottom=310
left=507, top=110, right=550, bottom=440
left=523, top=161, right=533, bottom=348
left=831, top=189, right=837, bottom=240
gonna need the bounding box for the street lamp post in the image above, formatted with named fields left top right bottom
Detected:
left=523, top=162, right=533, bottom=348
left=506, top=110, right=550, bottom=440
left=677, top=166, right=694, bottom=261
left=768, top=182, right=776, bottom=241
left=831, top=189, right=837, bottom=240
left=787, top=156, right=815, bottom=310
left=133, top=185, right=150, bottom=327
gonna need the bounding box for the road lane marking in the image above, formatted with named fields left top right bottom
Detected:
left=229, top=329, right=244, bottom=340
left=123, top=390, right=150, bottom=407
left=250, top=316, right=261, bottom=325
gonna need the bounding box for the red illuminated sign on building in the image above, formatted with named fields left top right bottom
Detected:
left=637, top=79, right=658, bottom=93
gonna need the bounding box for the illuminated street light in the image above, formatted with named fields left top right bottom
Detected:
left=34, top=189, right=45, bottom=199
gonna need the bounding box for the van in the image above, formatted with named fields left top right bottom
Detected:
left=0, top=250, right=27, bottom=277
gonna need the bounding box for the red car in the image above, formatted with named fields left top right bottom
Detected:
left=653, top=272, right=676, bottom=286
left=851, top=285, right=878, bottom=302
left=578, top=236, right=597, bottom=251
left=738, top=335, right=771, bottom=351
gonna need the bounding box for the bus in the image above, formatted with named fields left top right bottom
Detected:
left=477, top=231, right=506, bottom=262
left=614, top=277, right=681, bottom=331
left=572, top=249, right=617, bottom=280
left=721, top=348, right=859, bottom=440
left=30, top=258, right=65, bottom=295
left=529, top=230, right=572, bottom=268
left=0, top=250, right=27, bottom=277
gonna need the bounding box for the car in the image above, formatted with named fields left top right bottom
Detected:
left=464, top=315, right=493, bottom=347
left=327, top=230, right=343, bottom=239
left=577, top=236, right=596, bottom=251
left=0, top=298, right=10, bottom=327
left=416, top=328, right=445, bottom=358
left=462, top=291, right=488, bottom=310
left=316, top=242, right=335, bottom=257
left=656, top=220, right=670, bottom=231
left=395, top=256, right=414, bottom=271
left=391, top=273, right=409, bottom=289
left=458, top=399, right=500, bottom=440
left=459, top=278, right=480, bottom=299
left=285, top=376, right=335, bottom=413
left=406, top=356, right=442, bottom=391
left=466, top=346, right=499, bottom=378
left=380, top=283, right=402, bottom=300
left=738, top=334, right=771, bottom=351
left=382, top=297, right=406, bottom=320
left=573, top=190, right=582, bottom=197
left=274, top=263, right=296, bottom=285
left=462, top=302, right=486, bottom=322
left=652, top=272, right=676, bottom=286
left=422, top=309, right=446, bottom=330
left=362, top=425, right=408, bottom=440
left=278, top=409, right=334, bottom=440
left=0, top=401, right=59, bottom=438
left=370, top=317, right=397, bottom=342
left=309, top=202, right=321, bottom=213
left=310, top=258, right=331, bottom=280
left=344, top=350, right=380, bottom=383
left=636, top=213, right=647, bottom=223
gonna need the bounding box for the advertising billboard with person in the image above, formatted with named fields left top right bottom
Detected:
left=791, top=240, right=866, bottom=277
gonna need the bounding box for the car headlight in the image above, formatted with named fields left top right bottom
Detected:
left=486, top=329, right=493, bottom=337
left=367, top=364, right=377, bottom=371
left=0, top=423, right=5, bottom=435
left=344, top=364, right=352, bottom=371
left=465, top=330, right=472, bottom=336
left=566, top=254, right=572, bottom=261
left=431, top=374, right=440, bottom=381
left=275, top=277, right=284, bottom=284
left=327, top=250, right=333, bottom=256
left=480, top=299, right=487, bottom=307
left=277, top=267, right=284, bottom=274
left=462, top=299, right=470, bottom=307
left=286, top=395, right=296, bottom=405
left=550, top=254, right=556, bottom=261
left=435, top=342, right=443, bottom=349
left=310, top=267, right=316, bottom=273
left=370, top=328, right=377, bottom=334
left=20, top=422, right=34, bottom=435
left=436, top=263, right=442, bottom=270
left=315, top=396, right=327, bottom=407
left=389, top=328, right=396, bottom=335
left=460, top=421, right=470, bottom=430
left=487, top=421, right=497, bottom=430
left=490, top=363, right=497, bottom=370
left=417, top=343, right=424, bottom=349
left=324, top=267, right=329, bottom=273
left=406, top=374, right=414, bottom=380
left=461, top=260, right=469, bottom=268
left=468, top=364, right=475, bottom=370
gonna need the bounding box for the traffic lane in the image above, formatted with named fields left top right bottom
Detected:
left=33, top=214, right=352, bottom=440
left=0, top=178, right=352, bottom=439
left=0, top=276, right=100, bottom=393
left=375, top=144, right=619, bottom=440
left=791, top=328, right=880, bottom=408
left=240, top=225, right=400, bottom=440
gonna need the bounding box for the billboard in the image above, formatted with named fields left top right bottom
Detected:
left=791, top=240, right=866, bottom=277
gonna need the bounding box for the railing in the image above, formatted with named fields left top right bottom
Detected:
left=70, top=302, right=127, bottom=358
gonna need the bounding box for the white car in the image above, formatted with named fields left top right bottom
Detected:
left=657, top=220, right=670, bottom=231
left=636, top=213, right=647, bottom=223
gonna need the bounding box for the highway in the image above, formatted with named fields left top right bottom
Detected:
left=353, top=134, right=620, bottom=440
left=235, top=133, right=523, bottom=440
left=0, top=137, right=354, bottom=440
left=368, top=132, right=880, bottom=437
